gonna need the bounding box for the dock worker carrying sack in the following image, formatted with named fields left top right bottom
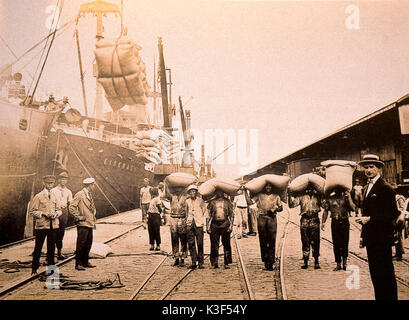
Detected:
left=320, top=160, right=357, bottom=195
left=288, top=173, right=325, bottom=196
left=164, top=172, right=197, bottom=194
left=198, top=178, right=241, bottom=200
left=244, top=174, right=290, bottom=202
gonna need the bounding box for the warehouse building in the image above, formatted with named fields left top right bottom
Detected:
left=241, top=93, right=409, bottom=185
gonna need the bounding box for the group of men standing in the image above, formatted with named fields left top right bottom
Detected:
left=289, top=154, right=400, bottom=300
left=30, top=172, right=97, bottom=274
left=141, top=179, right=263, bottom=270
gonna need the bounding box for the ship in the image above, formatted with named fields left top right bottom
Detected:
left=0, top=70, right=62, bottom=244
left=0, top=0, right=197, bottom=244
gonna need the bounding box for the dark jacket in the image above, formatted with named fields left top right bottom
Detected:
left=361, top=178, right=399, bottom=247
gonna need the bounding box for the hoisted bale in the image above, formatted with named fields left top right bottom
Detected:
left=164, top=172, right=197, bottom=189
left=98, top=73, right=146, bottom=97
left=198, top=178, right=241, bottom=200
left=321, top=160, right=357, bottom=195
left=245, top=174, right=290, bottom=202
left=94, top=38, right=143, bottom=77
left=288, top=173, right=325, bottom=195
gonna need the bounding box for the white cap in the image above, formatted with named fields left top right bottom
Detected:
left=83, top=177, right=95, bottom=185
left=187, top=184, right=198, bottom=192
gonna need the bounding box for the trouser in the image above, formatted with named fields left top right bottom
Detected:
left=187, top=222, right=204, bottom=265
left=169, top=216, right=188, bottom=259
left=234, top=207, right=249, bottom=236
left=366, top=243, right=397, bottom=300
left=148, top=212, right=161, bottom=246
left=141, top=203, right=149, bottom=224
left=248, top=207, right=258, bottom=233
left=75, top=226, right=93, bottom=267
left=300, top=215, right=320, bottom=259
left=210, top=221, right=232, bottom=266
left=257, top=214, right=277, bottom=264
left=394, top=218, right=405, bottom=256
left=32, top=228, right=57, bottom=271
left=56, top=208, right=68, bottom=251
left=331, top=219, right=350, bottom=263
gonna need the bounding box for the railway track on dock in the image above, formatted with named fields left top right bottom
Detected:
left=0, top=223, right=144, bottom=299
left=1, top=207, right=291, bottom=300
left=283, top=216, right=409, bottom=289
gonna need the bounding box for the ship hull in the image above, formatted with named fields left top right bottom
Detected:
left=0, top=101, right=59, bottom=245
left=35, top=131, right=157, bottom=228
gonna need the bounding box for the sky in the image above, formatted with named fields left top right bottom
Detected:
left=1, top=0, right=409, bottom=180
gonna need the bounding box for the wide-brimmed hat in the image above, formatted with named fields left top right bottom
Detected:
left=83, top=177, right=95, bottom=185
left=358, top=154, right=385, bottom=167
left=43, top=175, right=56, bottom=183
left=187, top=184, right=198, bottom=192
left=57, top=171, right=70, bottom=180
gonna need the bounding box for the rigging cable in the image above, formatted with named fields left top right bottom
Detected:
left=28, top=0, right=65, bottom=102
left=26, top=0, right=61, bottom=97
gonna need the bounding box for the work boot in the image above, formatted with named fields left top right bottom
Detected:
left=301, top=258, right=308, bottom=269
left=155, top=246, right=161, bottom=251
left=267, top=262, right=274, bottom=271
left=172, top=258, right=180, bottom=266
left=314, top=258, right=321, bottom=270
left=342, top=257, right=348, bottom=270
left=75, top=265, right=86, bottom=271
left=149, top=245, right=154, bottom=251
left=180, top=259, right=185, bottom=266
left=57, top=249, right=66, bottom=260
left=333, top=263, right=342, bottom=271
left=213, top=263, right=219, bottom=269
left=198, top=264, right=204, bottom=269
left=84, top=262, right=96, bottom=268
left=224, top=264, right=230, bottom=269
left=188, top=264, right=197, bottom=270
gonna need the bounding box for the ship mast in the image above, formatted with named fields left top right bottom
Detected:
left=77, top=0, right=121, bottom=120
left=157, top=37, right=172, bottom=132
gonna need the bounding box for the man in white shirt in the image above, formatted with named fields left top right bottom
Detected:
left=51, top=171, right=72, bottom=260
left=140, top=178, right=152, bottom=226
left=233, top=188, right=249, bottom=239
left=185, top=185, right=207, bottom=269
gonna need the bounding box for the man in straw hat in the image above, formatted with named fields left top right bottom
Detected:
left=51, top=171, right=72, bottom=260
left=185, top=184, right=207, bottom=269
left=30, top=175, right=61, bottom=274
left=69, top=177, right=97, bottom=271
left=356, top=154, right=399, bottom=300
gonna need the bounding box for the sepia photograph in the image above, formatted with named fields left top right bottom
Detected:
left=0, top=0, right=408, bottom=309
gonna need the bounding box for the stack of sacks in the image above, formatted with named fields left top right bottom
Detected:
left=198, top=178, right=241, bottom=201
left=245, top=174, right=290, bottom=202
left=164, top=172, right=197, bottom=194
left=320, top=160, right=357, bottom=195
left=133, top=129, right=179, bottom=164
left=288, top=173, right=325, bottom=196
left=95, top=37, right=151, bottom=111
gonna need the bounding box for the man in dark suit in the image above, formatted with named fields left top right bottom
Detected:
left=356, top=154, right=399, bottom=300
